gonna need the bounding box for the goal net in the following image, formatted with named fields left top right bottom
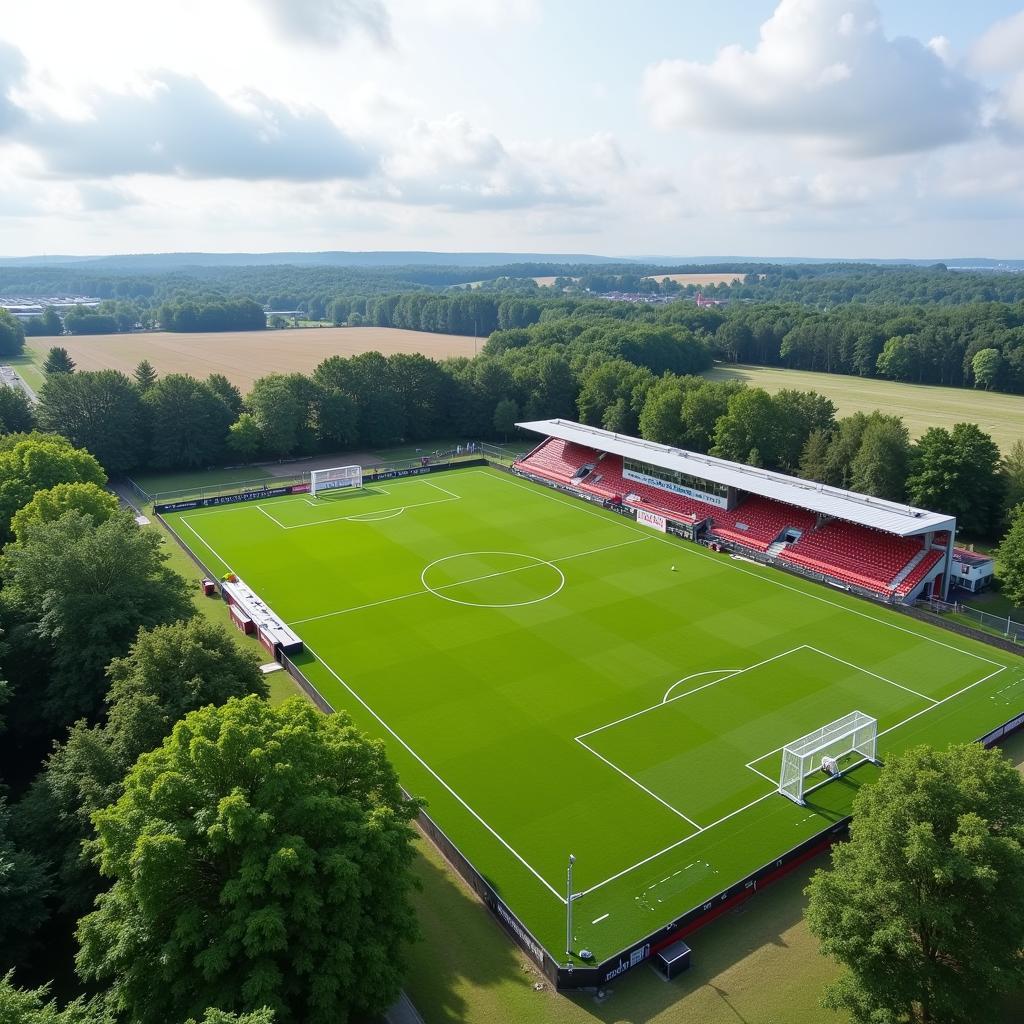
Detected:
left=310, top=465, right=363, bottom=497
left=778, top=711, right=877, bottom=805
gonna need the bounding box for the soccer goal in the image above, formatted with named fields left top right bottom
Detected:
left=310, top=465, right=363, bottom=497
left=778, top=711, right=877, bottom=805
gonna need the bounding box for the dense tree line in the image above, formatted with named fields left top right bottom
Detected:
left=0, top=432, right=420, bottom=1021
left=156, top=296, right=266, bottom=332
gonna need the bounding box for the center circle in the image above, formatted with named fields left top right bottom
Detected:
left=420, top=550, right=565, bottom=608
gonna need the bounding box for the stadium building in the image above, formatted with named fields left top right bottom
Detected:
left=513, top=419, right=955, bottom=604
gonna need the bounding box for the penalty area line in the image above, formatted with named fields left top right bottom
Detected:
left=302, top=641, right=567, bottom=905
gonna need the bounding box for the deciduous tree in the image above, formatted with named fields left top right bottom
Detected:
left=0, top=510, right=192, bottom=730
left=0, top=385, right=35, bottom=435
left=77, top=696, right=419, bottom=1024
left=38, top=370, right=144, bottom=475
left=0, top=435, right=106, bottom=541
left=806, top=743, right=1024, bottom=1024
left=996, top=503, right=1024, bottom=607
left=11, top=481, right=119, bottom=544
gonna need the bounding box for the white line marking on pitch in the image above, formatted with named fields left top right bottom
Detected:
left=574, top=735, right=704, bottom=831
left=592, top=913, right=610, bottom=924
left=177, top=516, right=235, bottom=575
left=474, top=469, right=1004, bottom=670
left=424, top=479, right=460, bottom=499
left=804, top=645, right=937, bottom=705
left=662, top=669, right=742, bottom=704
left=292, top=536, right=651, bottom=626
left=301, top=642, right=567, bottom=904
left=255, top=504, right=286, bottom=528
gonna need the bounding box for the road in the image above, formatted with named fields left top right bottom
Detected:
left=0, top=364, right=38, bottom=403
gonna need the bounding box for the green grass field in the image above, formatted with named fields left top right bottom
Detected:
left=161, top=468, right=1024, bottom=969
left=706, top=363, right=1024, bottom=453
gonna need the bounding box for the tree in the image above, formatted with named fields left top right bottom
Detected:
left=638, top=374, right=689, bottom=447
left=806, top=743, right=1024, bottom=1024
left=22, top=307, right=63, bottom=337
left=1002, top=438, right=1024, bottom=516
left=43, top=346, right=76, bottom=374
left=142, top=375, right=234, bottom=469
left=492, top=396, right=519, bottom=440
left=849, top=415, right=910, bottom=501
left=18, top=619, right=268, bottom=918
left=0, top=434, right=106, bottom=541
left=907, top=424, right=1005, bottom=536
left=971, top=347, right=1004, bottom=390
left=0, top=385, right=35, bottom=435
left=0, top=799, right=51, bottom=966
left=0, top=309, right=26, bottom=356
left=799, top=428, right=832, bottom=482
left=186, top=1012, right=275, bottom=1024
left=133, top=359, right=157, bottom=392
left=38, top=370, right=144, bottom=475
left=226, top=413, right=263, bottom=461
left=0, top=509, right=193, bottom=730
left=207, top=373, right=243, bottom=418
left=77, top=696, right=420, bottom=1024
left=711, top=388, right=780, bottom=467
left=247, top=375, right=305, bottom=458
left=11, top=481, right=119, bottom=544
left=0, top=972, right=113, bottom=1024
left=996, top=504, right=1024, bottom=607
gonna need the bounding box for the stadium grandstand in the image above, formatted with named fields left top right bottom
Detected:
left=514, top=420, right=954, bottom=604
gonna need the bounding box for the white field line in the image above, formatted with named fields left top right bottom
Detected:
left=472, top=470, right=1004, bottom=670
left=576, top=646, right=806, bottom=741
left=878, top=664, right=1007, bottom=738
left=291, top=536, right=651, bottom=627
left=302, top=641, right=566, bottom=904
left=282, top=495, right=459, bottom=529
left=575, top=636, right=1002, bottom=899
left=347, top=508, right=405, bottom=522
left=177, top=516, right=235, bottom=575
left=592, top=913, right=610, bottom=925
left=804, top=645, right=937, bottom=705
left=574, top=791, right=779, bottom=901
left=255, top=504, right=286, bottom=529
left=663, top=669, right=741, bottom=704
left=177, top=469, right=1015, bottom=912
left=574, top=735, right=704, bottom=831
left=424, top=479, right=461, bottom=499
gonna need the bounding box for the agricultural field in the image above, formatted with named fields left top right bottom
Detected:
left=644, top=273, right=743, bottom=286
left=707, top=363, right=1024, bottom=453
left=161, top=467, right=1024, bottom=971
left=24, top=326, right=478, bottom=391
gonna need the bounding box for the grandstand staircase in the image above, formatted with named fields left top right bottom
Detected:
left=890, top=548, right=928, bottom=589
left=767, top=540, right=789, bottom=558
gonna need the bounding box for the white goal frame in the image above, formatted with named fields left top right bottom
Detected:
left=310, top=465, right=363, bottom=497
left=779, top=710, right=877, bottom=805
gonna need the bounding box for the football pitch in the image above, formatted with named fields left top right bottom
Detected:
left=162, top=468, right=1024, bottom=965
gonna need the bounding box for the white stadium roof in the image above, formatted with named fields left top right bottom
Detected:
left=517, top=419, right=955, bottom=538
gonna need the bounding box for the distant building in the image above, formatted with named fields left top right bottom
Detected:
left=693, top=290, right=728, bottom=308
left=950, top=548, right=995, bottom=593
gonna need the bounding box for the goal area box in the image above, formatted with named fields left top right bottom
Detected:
left=311, top=465, right=363, bottom=497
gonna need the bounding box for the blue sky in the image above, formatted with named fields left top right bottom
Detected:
left=2, top=0, right=1024, bottom=257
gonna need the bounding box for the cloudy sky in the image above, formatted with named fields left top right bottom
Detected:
left=3, top=0, right=1024, bottom=258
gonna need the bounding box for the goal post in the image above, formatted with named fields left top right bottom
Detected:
left=779, top=711, right=877, bottom=805
left=310, top=465, right=363, bottom=497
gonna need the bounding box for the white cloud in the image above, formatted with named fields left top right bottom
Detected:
left=374, top=114, right=616, bottom=210
left=0, top=40, right=27, bottom=134
left=26, top=71, right=375, bottom=181
left=644, top=0, right=984, bottom=157
left=254, top=0, right=391, bottom=47
left=970, top=10, right=1024, bottom=74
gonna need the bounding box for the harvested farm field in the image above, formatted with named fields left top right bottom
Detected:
left=707, top=363, right=1024, bottom=453
left=26, top=326, right=477, bottom=391
left=644, top=272, right=742, bottom=286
